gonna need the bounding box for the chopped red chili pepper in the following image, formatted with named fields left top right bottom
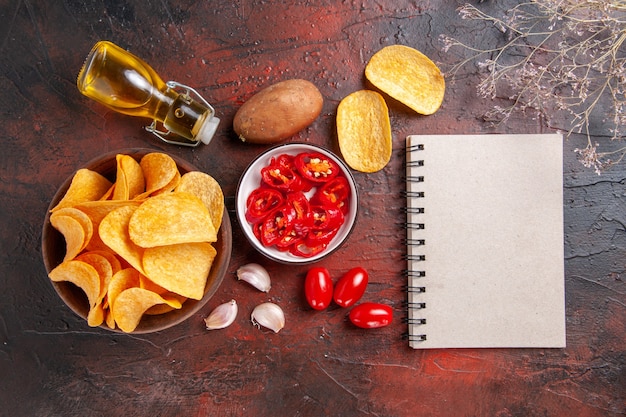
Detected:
left=283, top=192, right=312, bottom=244
left=259, top=205, right=297, bottom=247
left=312, top=176, right=350, bottom=213
left=261, top=162, right=302, bottom=190
left=277, top=154, right=314, bottom=191
left=289, top=241, right=328, bottom=258
left=245, top=151, right=351, bottom=258
left=294, top=152, right=340, bottom=183
left=305, top=226, right=339, bottom=246
left=246, top=188, right=284, bottom=223
left=286, top=192, right=310, bottom=223
left=275, top=154, right=297, bottom=171
left=310, top=205, right=344, bottom=231
left=275, top=224, right=302, bottom=250
left=252, top=220, right=263, bottom=241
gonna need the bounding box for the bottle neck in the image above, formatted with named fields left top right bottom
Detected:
left=160, top=92, right=211, bottom=141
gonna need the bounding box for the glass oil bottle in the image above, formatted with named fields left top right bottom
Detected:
left=77, top=40, right=219, bottom=146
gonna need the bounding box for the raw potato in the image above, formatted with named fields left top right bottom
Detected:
left=365, top=45, right=445, bottom=115
left=336, top=90, right=392, bottom=173
left=234, top=79, right=323, bottom=144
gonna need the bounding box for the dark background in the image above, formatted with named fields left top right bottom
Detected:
left=1, top=1, right=624, bottom=416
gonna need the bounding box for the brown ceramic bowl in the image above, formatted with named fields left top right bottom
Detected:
left=41, top=148, right=232, bottom=333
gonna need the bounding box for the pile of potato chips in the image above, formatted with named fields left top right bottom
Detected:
left=47, top=152, right=224, bottom=333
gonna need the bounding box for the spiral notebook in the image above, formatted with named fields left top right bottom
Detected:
left=405, top=134, right=566, bottom=349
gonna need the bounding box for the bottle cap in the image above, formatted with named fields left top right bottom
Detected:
left=195, top=115, right=221, bottom=145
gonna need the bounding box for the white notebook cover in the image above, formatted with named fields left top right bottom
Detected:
left=405, top=134, right=566, bottom=349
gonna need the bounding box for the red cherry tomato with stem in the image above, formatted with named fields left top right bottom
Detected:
left=304, top=267, right=333, bottom=310
left=333, top=266, right=368, bottom=308
left=349, top=303, right=393, bottom=329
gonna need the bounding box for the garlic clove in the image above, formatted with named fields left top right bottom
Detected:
left=204, top=299, right=238, bottom=330
left=236, top=263, right=271, bottom=292
left=251, top=302, right=285, bottom=333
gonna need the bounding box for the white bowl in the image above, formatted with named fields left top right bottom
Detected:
left=236, top=143, right=358, bottom=264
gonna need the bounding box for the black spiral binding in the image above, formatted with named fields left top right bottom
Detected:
left=404, top=141, right=427, bottom=344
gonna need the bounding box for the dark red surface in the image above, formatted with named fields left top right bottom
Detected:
left=1, top=1, right=624, bottom=416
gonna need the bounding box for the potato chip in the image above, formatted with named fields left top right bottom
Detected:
left=84, top=250, right=122, bottom=275
left=74, top=200, right=141, bottom=251
left=51, top=168, right=113, bottom=212
left=49, top=260, right=101, bottom=309
left=104, top=309, right=116, bottom=329
left=52, top=207, right=94, bottom=242
left=175, top=171, right=225, bottom=230
left=365, top=44, right=445, bottom=115
left=142, top=242, right=216, bottom=300
left=78, top=252, right=112, bottom=328
left=128, top=192, right=217, bottom=248
left=140, top=275, right=188, bottom=315
left=87, top=303, right=105, bottom=327
left=112, top=287, right=182, bottom=333
left=107, top=268, right=141, bottom=312
left=137, top=152, right=179, bottom=197
left=113, top=154, right=145, bottom=200
left=337, top=90, right=392, bottom=173
left=76, top=251, right=114, bottom=302
left=99, top=205, right=145, bottom=274
left=154, top=169, right=181, bottom=196
left=99, top=184, right=115, bottom=201
left=50, top=207, right=94, bottom=261
left=50, top=214, right=88, bottom=262
left=75, top=200, right=141, bottom=224
left=144, top=293, right=187, bottom=315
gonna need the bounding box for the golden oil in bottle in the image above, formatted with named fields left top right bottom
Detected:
left=77, top=40, right=219, bottom=146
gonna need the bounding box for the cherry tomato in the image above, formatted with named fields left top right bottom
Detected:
left=349, top=303, right=393, bottom=329
left=304, top=267, right=333, bottom=310
left=333, top=266, right=368, bottom=308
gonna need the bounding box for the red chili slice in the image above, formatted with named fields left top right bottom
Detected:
left=312, top=175, right=350, bottom=213
left=310, top=205, right=344, bottom=231
left=277, top=154, right=314, bottom=192
left=259, top=204, right=297, bottom=247
left=252, top=221, right=263, bottom=241
left=245, top=187, right=284, bottom=223
left=285, top=191, right=312, bottom=236
left=305, top=227, right=339, bottom=246
left=294, top=152, right=340, bottom=183
left=261, top=162, right=302, bottom=190
left=286, top=191, right=309, bottom=217
left=289, top=241, right=328, bottom=258
left=275, top=154, right=297, bottom=170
